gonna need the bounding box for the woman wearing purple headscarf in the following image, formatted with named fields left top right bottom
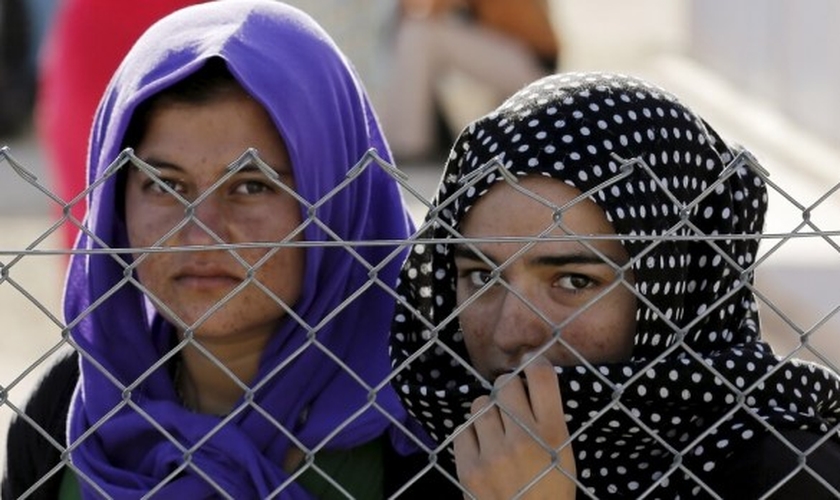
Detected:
left=2, top=1, right=456, bottom=498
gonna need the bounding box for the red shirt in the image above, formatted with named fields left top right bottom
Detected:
left=37, top=0, right=202, bottom=246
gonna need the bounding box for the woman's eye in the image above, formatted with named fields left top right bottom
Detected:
left=556, top=274, right=595, bottom=292
left=233, top=180, right=272, bottom=195
left=146, top=178, right=184, bottom=195
left=467, top=270, right=493, bottom=288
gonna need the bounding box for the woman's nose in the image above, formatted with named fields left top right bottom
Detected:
left=179, top=194, right=228, bottom=245
left=492, top=288, right=554, bottom=357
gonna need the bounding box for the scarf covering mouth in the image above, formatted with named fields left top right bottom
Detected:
left=389, top=72, right=840, bottom=497
left=64, top=1, right=418, bottom=497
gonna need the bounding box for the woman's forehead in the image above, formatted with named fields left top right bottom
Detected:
left=459, top=176, right=616, bottom=238
left=134, top=92, right=292, bottom=178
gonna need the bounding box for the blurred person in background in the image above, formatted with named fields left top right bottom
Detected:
left=0, top=0, right=36, bottom=138
left=381, top=0, right=561, bottom=164
left=35, top=0, right=204, bottom=248
left=282, top=0, right=393, bottom=110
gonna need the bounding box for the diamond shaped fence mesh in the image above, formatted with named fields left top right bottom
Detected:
left=0, top=145, right=838, bottom=499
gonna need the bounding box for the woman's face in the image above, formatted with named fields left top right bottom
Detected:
left=125, top=88, right=304, bottom=342
left=454, top=176, right=637, bottom=381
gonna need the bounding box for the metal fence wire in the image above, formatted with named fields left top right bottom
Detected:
left=0, top=146, right=839, bottom=499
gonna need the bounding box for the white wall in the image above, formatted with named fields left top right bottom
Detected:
left=689, top=0, right=840, bottom=144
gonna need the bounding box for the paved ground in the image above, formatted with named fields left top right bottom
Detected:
left=1, top=0, right=838, bottom=474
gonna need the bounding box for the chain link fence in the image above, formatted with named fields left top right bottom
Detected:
left=1, top=145, right=839, bottom=498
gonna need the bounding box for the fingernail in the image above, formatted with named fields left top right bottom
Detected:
left=493, top=371, right=515, bottom=386
left=521, top=351, right=548, bottom=367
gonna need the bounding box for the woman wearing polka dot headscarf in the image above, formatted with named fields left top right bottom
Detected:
left=390, top=72, right=840, bottom=498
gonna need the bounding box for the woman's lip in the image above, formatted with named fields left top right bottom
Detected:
left=173, top=271, right=241, bottom=287
left=175, top=273, right=239, bottom=281
left=173, top=276, right=241, bottom=292
left=175, top=265, right=241, bottom=279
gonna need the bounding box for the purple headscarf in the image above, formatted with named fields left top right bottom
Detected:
left=64, top=1, right=417, bottom=497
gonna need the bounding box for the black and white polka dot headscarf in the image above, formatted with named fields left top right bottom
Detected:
left=390, top=72, right=840, bottom=497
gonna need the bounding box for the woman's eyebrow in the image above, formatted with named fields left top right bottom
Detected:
left=134, top=158, right=183, bottom=173
left=229, top=161, right=293, bottom=177
left=529, top=253, right=616, bottom=268
left=452, top=244, right=492, bottom=263
left=133, top=158, right=293, bottom=179
left=453, top=244, right=621, bottom=268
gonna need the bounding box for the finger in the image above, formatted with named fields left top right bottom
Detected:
left=469, top=394, right=504, bottom=454
left=492, top=372, right=536, bottom=436
left=521, top=355, right=573, bottom=461
left=455, top=397, right=502, bottom=498
left=453, top=419, right=479, bottom=466
left=521, top=354, right=564, bottom=426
